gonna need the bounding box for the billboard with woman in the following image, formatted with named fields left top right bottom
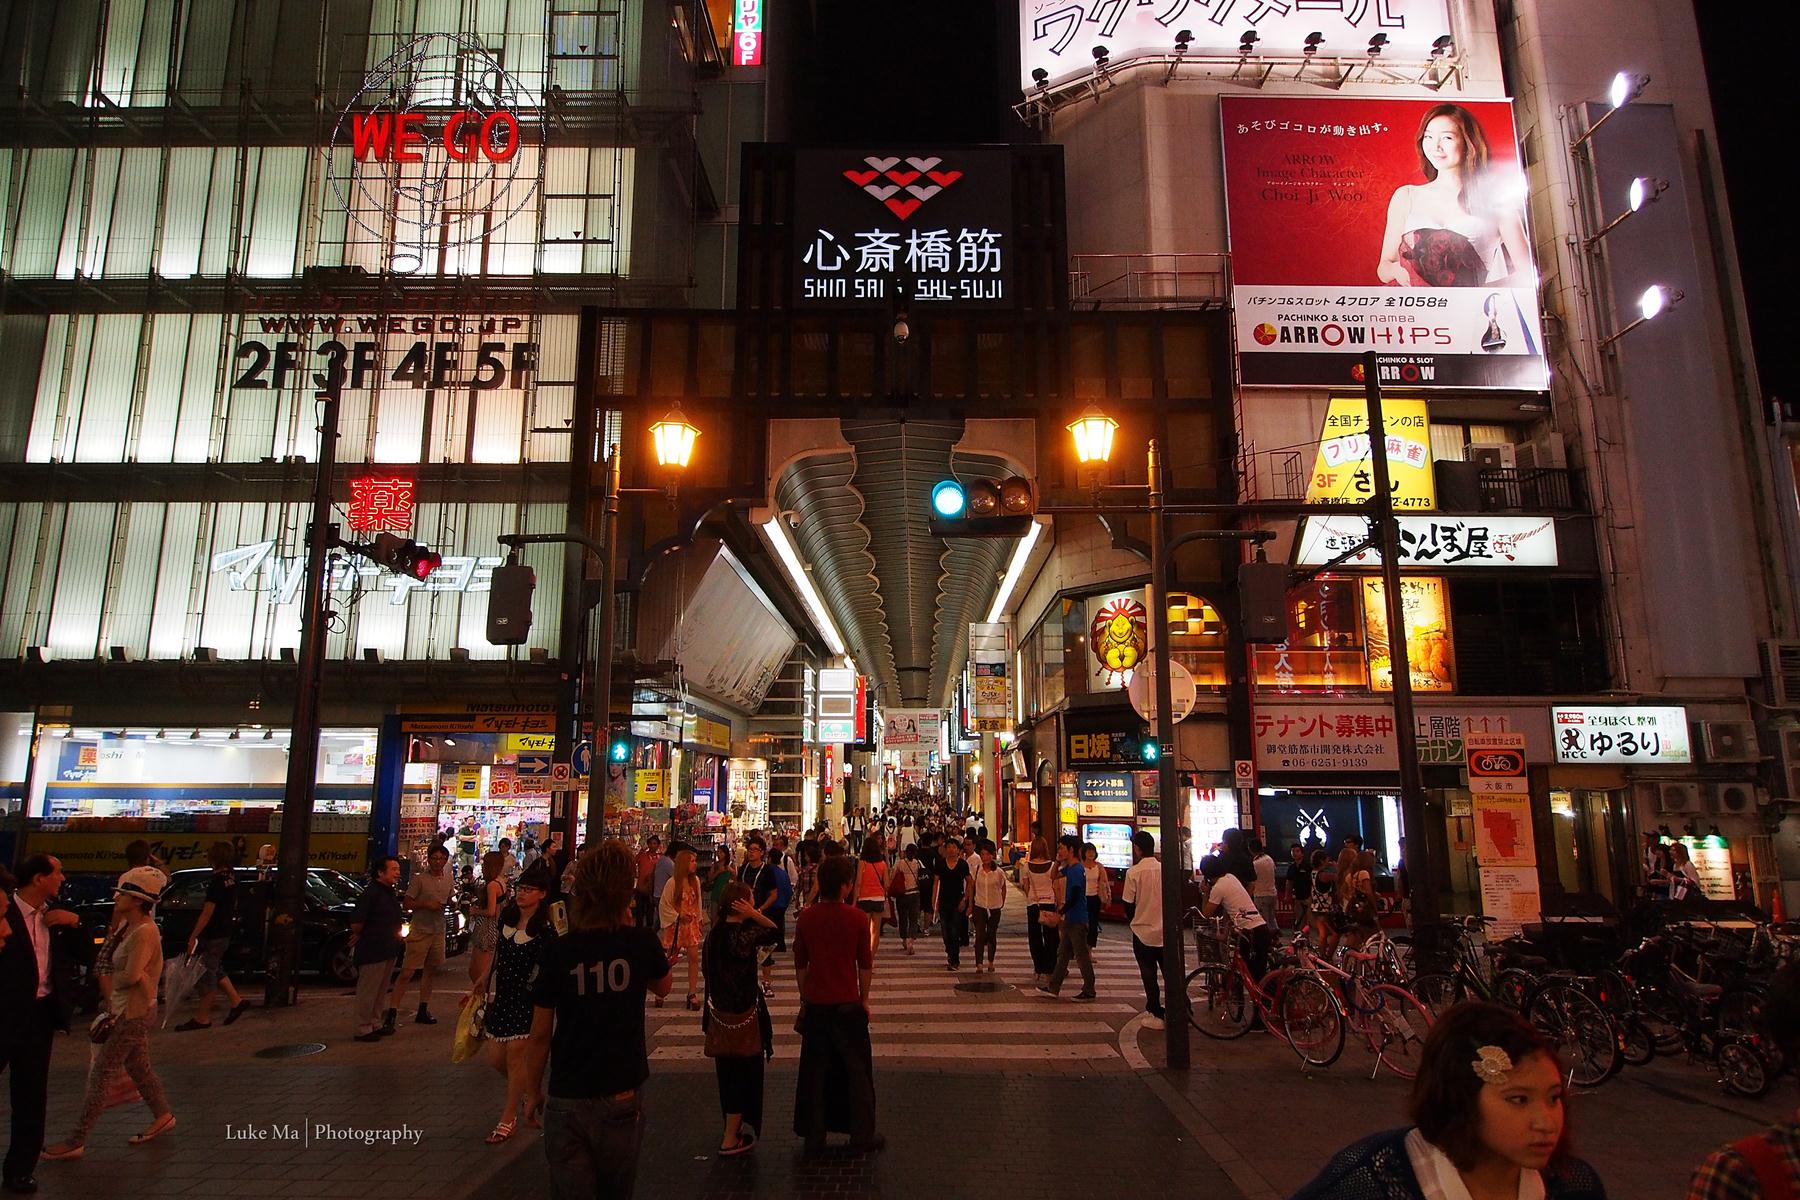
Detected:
left=1221, top=96, right=1548, bottom=391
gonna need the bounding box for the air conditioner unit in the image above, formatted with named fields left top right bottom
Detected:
left=1775, top=728, right=1800, bottom=800
left=1468, top=442, right=1517, bottom=470
left=1654, top=781, right=1705, bottom=814
left=1516, top=434, right=1568, bottom=471
left=1700, top=720, right=1760, bottom=763
left=1711, top=782, right=1757, bottom=815
left=1762, top=639, right=1800, bottom=706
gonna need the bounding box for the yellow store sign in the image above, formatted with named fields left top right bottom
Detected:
left=1361, top=576, right=1456, bottom=692
left=1307, top=396, right=1435, bottom=511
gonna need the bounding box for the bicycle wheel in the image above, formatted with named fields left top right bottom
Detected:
left=1186, top=966, right=1254, bottom=1039
left=1527, top=982, right=1621, bottom=1088
left=1366, top=983, right=1435, bottom=1079
left=1410, top=971, right=1465, bottom=1016
left=1718, top=985, right=1766, bottom=1039
left=1619, top=1016, right=1656, bottom=1067
left=1632, top=984, right=1685, bottom=1051
left=1278, top=974, right=1346, bottom=1069
left=1718, top=1036, right=1773, bottom=1099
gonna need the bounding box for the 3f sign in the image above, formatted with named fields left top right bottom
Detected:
left=351, top=112, right=521, bottom=162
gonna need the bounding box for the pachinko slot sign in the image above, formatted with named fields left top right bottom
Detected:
left=733, top=0, right=764, bottom=66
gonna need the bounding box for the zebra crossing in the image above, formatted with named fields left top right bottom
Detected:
left=646, top=913, right=1157, bottom=1071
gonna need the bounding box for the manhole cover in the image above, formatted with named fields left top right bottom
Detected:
left=254, top=1043, right=328, bottom=1059
left=954, top=980, right=1010, bottom=994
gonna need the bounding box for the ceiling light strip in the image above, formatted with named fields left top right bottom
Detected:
left=983, top=518, right=1045, bottom=625
left=759, top=515, right=848, bottom=656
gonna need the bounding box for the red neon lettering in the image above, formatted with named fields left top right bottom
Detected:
left=350, top=113, right=393, bottom=160
left=393, top=112, right=425, bottom=162
left=443, top=112, right=476, bottom=162
left=483, top=111, right=521, bottom=162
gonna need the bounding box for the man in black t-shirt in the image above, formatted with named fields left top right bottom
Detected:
left=929, top=841, right=973, bottom=970
left=529, top=842, right=671, bottom=1198
left=175, top=842, right=247, bottom=1031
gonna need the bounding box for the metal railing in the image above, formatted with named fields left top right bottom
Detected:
left=1478, top=467, right=1585, bottom=513
left=1069, top=252, right=1230, bottom=310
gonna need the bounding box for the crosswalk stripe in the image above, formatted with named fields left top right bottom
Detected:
left=651, top=1001, right=1137, bottom=1017
left=651, top=1042, right=1118, bottom=1062
left=654, top=1021, right=1117, bottom=1038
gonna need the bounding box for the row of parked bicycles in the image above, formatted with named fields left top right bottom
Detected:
left=1182, top=903, right=1800, bottom=1097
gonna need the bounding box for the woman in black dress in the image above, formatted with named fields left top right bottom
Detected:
left=702, top=881, right=778, bottom=1156
left=480, top=861, right=557, bottom=1144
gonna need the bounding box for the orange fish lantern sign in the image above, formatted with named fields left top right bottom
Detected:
left=1090, top=597, right=1147, bottom=685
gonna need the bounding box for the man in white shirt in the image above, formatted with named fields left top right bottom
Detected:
left=1120, top=831, right=1166, bottom=1030
left=1249, top=836, right=1279, bottom=931
left=1200, top=853, right=1272, bottom=982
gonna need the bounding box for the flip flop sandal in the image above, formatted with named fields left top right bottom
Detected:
left=485, top=1119, right=517, bottom=1145
left=40, top=1144, right=84, bottom=1161
left=223, top=1001, right=251, bottom=1026
left=129, top=1115, right=176, bottom=1145
left=717, top=1136, right=755, bottom=1157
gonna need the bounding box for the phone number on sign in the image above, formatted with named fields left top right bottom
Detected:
left=233, top=339, right=539, bottom=391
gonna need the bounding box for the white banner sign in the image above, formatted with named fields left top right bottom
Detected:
left=1019, top=0, right=1453, bottom=89
left=1552, top=706, right=1692, bottom=765
left=1296, top=515, right=1559, bottom=568
left=1254, top=703, right=1397, bottom=772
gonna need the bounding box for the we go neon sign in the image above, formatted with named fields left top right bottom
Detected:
left=732, top=0, right=764, bottom=67
left=349, top=111, right=522, bottom=162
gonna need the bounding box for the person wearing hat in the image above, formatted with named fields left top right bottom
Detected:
left=41, top=868, right=175, bottom=1161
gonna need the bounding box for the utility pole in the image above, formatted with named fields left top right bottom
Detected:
left=266, top=388, right=340, bottom=1007
left=1146, top=437, right=1191, bottom=1069
left=1361, top=350, right=1438, bottom=940
left=585, top=447, right=621, bottom=846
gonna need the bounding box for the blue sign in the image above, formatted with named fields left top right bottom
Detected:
left=573, top=740, right=593, bottom=778
left=516, top=753, right=552, bottom=778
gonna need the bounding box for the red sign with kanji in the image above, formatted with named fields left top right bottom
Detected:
left=348, top=476, right=415, bottom=532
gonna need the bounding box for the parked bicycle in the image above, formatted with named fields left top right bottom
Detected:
left=1185, top=912, right=1345, bottom=1069
left=1291, top=932, right=1434, bottom=1078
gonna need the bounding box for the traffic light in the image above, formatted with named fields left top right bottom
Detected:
left=607, top=726, right=632, bottom=764
left=928, top=475, right=1037, bottom=537
left=486, top=558, right=536, bottom=645
left=1140, top=736, right=1162, bottom=764
left=1238, top=555, right=1290, bottom=644
left=369, top=532, right=442, bottom=580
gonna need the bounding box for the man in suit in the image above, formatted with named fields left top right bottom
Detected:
left=2, top=855, right=80, bottom=1194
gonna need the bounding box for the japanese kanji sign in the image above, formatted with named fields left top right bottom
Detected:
left=793, top=148, right=1013, bottom=310
left=1296, top=514, right=1559, bottom=568
left=732, top=0, right=763, bottom=67
left=1361, top=576, right=1455, bottom=692
left=1305, top=396, right=1435, bottom=510
left=1019, top=0, right=1452, bottom=89
left=1254, top=703, right=1398, bottom=772
left=1551, top=706, right=1692, bottom=765
left=1221, top=96, right=1548, bottom=390
left=348, top=475, right=416, bottom=531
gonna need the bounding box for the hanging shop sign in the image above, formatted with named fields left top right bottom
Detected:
left=970, top=622, right=1012, bottom=732
left=1551, top=706, right=1692, bottom=765
left=1089, top=590, right=1149, bottom=689
left=399, top=705, right=555, bottom=734
left=1253, top=703, right=1398, bottom=772
left=329, top=33, right=540, bottom=275
left=1305, top=396, right=1436, bottom=510
left=1220, top=96, right=1547, bottom=390
left=1361, top=576, right=1456, bottom=692
left=1064, top=712, right=1155, bottom=769
left=233, top=314, right=538, bottom=393
left=1296, top=514, right=1558, bottom=568
left=732, top=0, right=764, bottom=66
left=793, top=147, right=1014, bottom=309
left=1019, top=0, right=1451, bottom=89
left=883, top=708, right=942, bottom=773
left=817, top=668, right=860, bottom=744
left=348, top=476, right=416, bottom=533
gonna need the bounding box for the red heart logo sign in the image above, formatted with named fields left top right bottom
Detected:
left=885, top=170, right=921, bottom=186
left=844, top=169, right=879, bottom=187
left=927, top=170, right=962, bottom=187
left=884, top=198, right=922, bottom=220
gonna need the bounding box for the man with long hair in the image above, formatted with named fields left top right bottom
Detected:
left=529, top=842, right=671, bottom=1198
left=791, top=853, right=881, bottom=1155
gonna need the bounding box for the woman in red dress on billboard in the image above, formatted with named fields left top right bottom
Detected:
left=1376, top=104, right=1533, bottom=290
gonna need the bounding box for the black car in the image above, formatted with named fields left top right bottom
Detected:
left=75, top=866, right=466, bottom=988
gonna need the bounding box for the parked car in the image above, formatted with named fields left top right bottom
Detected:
left=73, top=866, right=467, bottom=991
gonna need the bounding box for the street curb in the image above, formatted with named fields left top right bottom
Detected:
left=1135, top=1063, right=1281, bottom=1200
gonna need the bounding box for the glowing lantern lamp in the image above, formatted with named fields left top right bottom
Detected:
left=650, top=406, right=699, bottom=470
left=1067, top=405, right=1119, bottom=466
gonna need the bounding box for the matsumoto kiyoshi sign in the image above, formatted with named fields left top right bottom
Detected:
left=793, top=148, right=1013, bottom=309
left=212, top=541, right=503, bottom=606
left=1019, top=0, right=1452, bottom=89
left=1220, top=95, right=1548, bottom=390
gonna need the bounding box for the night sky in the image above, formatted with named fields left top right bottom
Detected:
left=791, top=2, right=1785, bottom=408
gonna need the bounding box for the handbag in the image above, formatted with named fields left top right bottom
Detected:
left=451, top=988, right=489, bottom=1063
left=89, top=1012, right=117, bottom=1045
left=704, top=1000, right=762, bottom=1058
left=1038, top=905, right=1063, bottom=929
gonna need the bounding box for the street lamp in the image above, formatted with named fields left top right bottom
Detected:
left=1067, top=404, right=1119, bottom=468
left=1599, top=284, right=1683, bottom=348
left=649, top=405, right=700, bottom=470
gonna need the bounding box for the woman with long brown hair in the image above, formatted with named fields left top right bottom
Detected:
left=1377, top=102, right=1532, bottom=289
left=1334, top=844, right=1380, bottom=951
left=527, top=841, right=672, bottom=1198
left=467, top=850, right=506, bottom=990
left=701, top=881, right=779, bottom=1157
left=658, top=841, right=703, bottom=1010
left=1021, top=835, right=1059, bottom=985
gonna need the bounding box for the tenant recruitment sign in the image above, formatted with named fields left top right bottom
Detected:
left=1220, top=96, right=1548, bottom=390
